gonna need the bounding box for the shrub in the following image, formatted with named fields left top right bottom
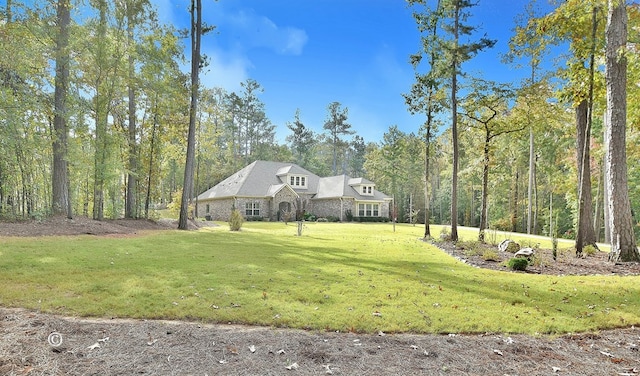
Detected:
left=317, top=217, right=328, bottom=222
left=345, top=209, right=353, bottom=222
left=326, top=216, right=341, bottom=222
left=353, top=216, right=389, bottom=223
left=229, top=209, right=244, bottom=231
left=304, top=213, right=317, bottom=221
left=507, top=258, right=528, bottom=271
left=528, top=254, right=542, bottom=267
left=439, top=227, right=452, bottom=241
left=482, top=250, right=500, bottom=261
left=245, top=216, right=264, bottom=222
left=505, top=241, right=521, bottom=253
left=583, top=244, right=598, bottom=257
left=459, top=241, right=482, bottom=257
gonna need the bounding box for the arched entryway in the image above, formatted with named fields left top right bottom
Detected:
left=277, top=201, right=292, bottom=221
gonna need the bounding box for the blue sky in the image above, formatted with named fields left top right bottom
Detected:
left=153, top=0, right=555, bottom=144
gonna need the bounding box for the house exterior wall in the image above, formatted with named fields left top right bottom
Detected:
left=198, top=198, right=234, bottom=221
left=199, top=197, right=391, bottom=222
left=271, top=189, right=299, bottom=221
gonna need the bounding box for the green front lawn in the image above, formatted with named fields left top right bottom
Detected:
left=0, top=222, right=637, bottom=335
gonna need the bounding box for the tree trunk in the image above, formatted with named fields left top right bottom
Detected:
left=511, top=169, right=519, bottom=233
left=450, top=4, right=460, bottom=242
left=478, top=135, right=490, bottom=242
left=92, top=0, right=108, bottom=221
left=593, top=162, right=603, bottom=242
left=178, top=0, right=202, bottom=230
left=527, top=126, right=534, bottom=234
left=125, top=4, right=137, bottom=219
left=423, top=130, right=432, bottom=239
left=52, top=0, right=71, bottom=218
left=604, top=0, right=639, bottom=262
left=145, top=105, right=159, bottom=219
left=575, top=99, right=597, bottom=256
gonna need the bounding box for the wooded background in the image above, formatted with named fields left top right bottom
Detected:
left=1, top=0, right=640, bottom=246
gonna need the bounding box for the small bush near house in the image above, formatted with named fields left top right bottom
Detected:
left=345, top=209, right=353, bottom=222
left=229, top=209, right=244, bottom=231
left=316, top=217, right=328, bottom=222
left=304, top=213, right=317, bottom=221
left=326, top=216, right=341, bottom=222
left=507, top=257, right=528, bottom=271
left=353, top=216, right=390, bottom=223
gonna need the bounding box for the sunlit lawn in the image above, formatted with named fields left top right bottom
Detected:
left=0, top=221, right=637, bottom=335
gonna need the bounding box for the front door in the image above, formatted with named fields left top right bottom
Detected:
left=278, top=201, right=291, bottom=221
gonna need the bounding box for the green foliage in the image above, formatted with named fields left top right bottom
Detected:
left=505, top=241, right=521, bottom=253
left=353, top=216, right=389, bottom=223
left=345, top=209, right=353, bottom=222
left=458, top=240, right=481, bottom=256
left=583, top=244, right=598, bottom=257
left=439, top=227, right=452, bottom=241
left=228, top=209, right=244, bottom=231
left=507, top=257, right=528, bottom=271
left=482, top=250, right=500, bottom=261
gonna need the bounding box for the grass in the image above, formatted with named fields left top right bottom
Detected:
left=0, top=222, right=638, bottom=335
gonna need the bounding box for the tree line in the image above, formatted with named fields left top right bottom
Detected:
left=1, top=1, right=639, bottom=261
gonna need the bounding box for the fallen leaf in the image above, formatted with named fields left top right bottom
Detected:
left=493, top=349, right=503, bottom=356
left=600, top=351, right=615, bottom=358
left=552, top=366, right=561, bottom=373
left=249, top=345, right=256, bottom=353
left=372, top=311, right=382, bottom=317
left=87, top=342, right=100, bottom=350
left=98, top=337, right=109, bottom=343
left=286, top=362, right=299, bottom=370
left=323, top=364, right=333, bottom=374
left=147, top=339, right=157, bottom=346
left=277, top=349, right=286, bottom=355
left=218, top=360, right=227, bottom=364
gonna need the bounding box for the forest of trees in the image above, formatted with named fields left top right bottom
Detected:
left=1, top=1, right=640, bottom=259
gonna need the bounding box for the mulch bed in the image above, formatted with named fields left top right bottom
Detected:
left=1, top=218, right=639, bottom=375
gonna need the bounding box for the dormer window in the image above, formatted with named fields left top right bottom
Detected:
left=361, top=185, right=374, bottom=196
left=288, top=174, right=307, bottom=189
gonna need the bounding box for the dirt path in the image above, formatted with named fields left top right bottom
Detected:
left=1, top=307, right=639, bottom=375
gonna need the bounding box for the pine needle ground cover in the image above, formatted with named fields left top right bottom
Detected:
left=0, top=222, right=638, bottom=335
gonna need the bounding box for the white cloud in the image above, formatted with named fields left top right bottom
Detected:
left=200, top=47, right=251, bottom=93
left=226, top=9, right=308, bottom=56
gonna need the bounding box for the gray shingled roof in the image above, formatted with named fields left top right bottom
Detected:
left=315, top=175, right=390, bottom=200
left=196, top=160, right=390, bottom=201
left=196, top=160, right=320, bottom=200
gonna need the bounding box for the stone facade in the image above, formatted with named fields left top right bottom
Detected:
left=200, top=196, right=390, bottom=222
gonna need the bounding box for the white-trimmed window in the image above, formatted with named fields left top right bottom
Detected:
left=360, top=185, right=374, bottom=196
left=245, top=202, right=260, bottom=216
left=288, top=174, right=308, bottom=188
left=358, top=203, right=380, bottom=217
